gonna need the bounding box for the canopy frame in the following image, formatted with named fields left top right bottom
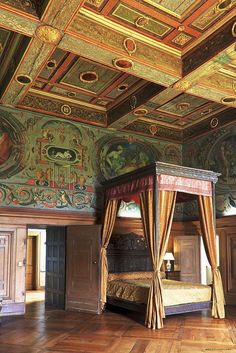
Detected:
left=101, top=162, right=224, bottom=329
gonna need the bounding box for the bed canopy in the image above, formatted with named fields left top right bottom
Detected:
left=101, top=162, right=225, bottom=329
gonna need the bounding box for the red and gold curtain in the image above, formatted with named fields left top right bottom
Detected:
left=198, top=195, right=225, bottom=318
left=140, top=189, right=177, bottom=329
left=100, top=198, right=121, bottom=308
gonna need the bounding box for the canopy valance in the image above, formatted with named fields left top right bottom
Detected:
left=105, top=174, right=212, bottom=200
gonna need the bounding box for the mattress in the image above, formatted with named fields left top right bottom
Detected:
left=107, top=278, right=212, bottom=307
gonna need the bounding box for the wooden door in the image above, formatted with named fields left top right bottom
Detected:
left=26, top=236, right=37, bottom=290
left=66, top=225, right=101, bottom=314
left=45, top=226, right=66, bottom=309
left=219, top=228, right=236, bottom=306
left=174, top=235, right=200, bottom=283
left=0, top=226, right=26, bottom=316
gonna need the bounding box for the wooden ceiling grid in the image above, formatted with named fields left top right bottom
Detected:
left=0, top=0, right=234, bottom=143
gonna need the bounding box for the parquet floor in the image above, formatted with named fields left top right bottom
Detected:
left=0, top=302, right=235, bottom=353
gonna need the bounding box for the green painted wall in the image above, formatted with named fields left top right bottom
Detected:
left=0, top=106, right=182, bottom=215
left=183, top=122, right=236, bottom=219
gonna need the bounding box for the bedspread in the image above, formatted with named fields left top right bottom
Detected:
left=107, top=278, right=211, bottom=306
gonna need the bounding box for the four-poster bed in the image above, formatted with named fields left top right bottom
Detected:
left=101, top=162, right=225, bottom=329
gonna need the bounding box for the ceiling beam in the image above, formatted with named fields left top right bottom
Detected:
left=0, top=0, right=85, bottom=106
left=107, top=82, right=164, bottom=128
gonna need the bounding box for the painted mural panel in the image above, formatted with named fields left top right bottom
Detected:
left=0, top=107, right=182, bottom=214
left=96, top=136, right=161, bottom=180
left=0, top=110, right=27, bottom=178
left=183, top=124, right=236, bottom=218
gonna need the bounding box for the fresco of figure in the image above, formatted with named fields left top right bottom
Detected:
left=106, top=145, right=125, bottom=174
left=0, top=129, right=12, bottom=165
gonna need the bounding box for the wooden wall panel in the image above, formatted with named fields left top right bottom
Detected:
left=0, top=225, right=26, bottom=316
left=174, top=235, right=200, bottom=283
left=218, top=227, right=236, bottom=305
left=0, top=233, right=11, bottom=298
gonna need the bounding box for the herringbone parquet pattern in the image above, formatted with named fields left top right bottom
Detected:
left=0, top=302, right=235, bottom=353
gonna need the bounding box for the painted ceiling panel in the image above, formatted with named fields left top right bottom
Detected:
left=61, top=57, right=120, bottom=94
left=157, top=93, right=210, bottom=117
left=143, top=0, right=203, bottom=18
left=112, top=3, right=173, bottom=38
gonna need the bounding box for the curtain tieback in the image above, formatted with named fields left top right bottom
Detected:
left=153, top=270, right=161, bottom=277
left=101, top=247, right=107, bottom=256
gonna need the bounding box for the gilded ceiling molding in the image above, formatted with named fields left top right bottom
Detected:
left=173, top=80, right=192, bottom=91
left=19, top=93, right=107, bottom=126
left=123, top=120, right=183, bottom=143
left=59, top=34, right=179, bottom=87
left=1, top=37, right=54, bottom=105
left=35, top=25, right=63, bottom=45
left=0, top=7, right=37, bottom=35
left=74, top=8, right=181, bottom=57
left=86, top=0, right=105, bottom=7
left=42, top=0, right=85, bottom=30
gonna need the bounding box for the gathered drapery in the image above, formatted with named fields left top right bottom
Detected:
left=100, top=198, right=121, bottom=308
left=140, top=189, right=177, bottom=329
left=198, top=195, right=225, bottom=319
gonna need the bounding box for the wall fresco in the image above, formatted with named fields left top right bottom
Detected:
left=0, top=107, right=182, bottom=214
left=183, top=123, right=236, bottom=218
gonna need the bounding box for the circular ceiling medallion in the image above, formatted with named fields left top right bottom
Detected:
left=201, top=108, right=212, bottom=116
left=232, top=22, right=236, bottom=37
left=67, top=91, right=76, bottom=98
left=16, top=74, right=32, bottom=85
left=178, top=25, right=185, bottom=32
left=123, top=38, right=137, bottom=55
left=79, top=71, right=98, bottom=83
left=210, top=118, right=219, bottom=128
left=113, top=58, right=134, bottom=70
left=215, top=0, right=232, bottom=12
left=135, top=16, right=149, bottom=28
left=117, top=83, right=129, bottom=92
left=173, top=80, right=191, bottom=91
left=61, top=104, right=72, bottom=115
left=133, top=108, right=148, bottom=116
left=46, top=59, right=57, bottom=70
left=35, top=25, right=62, bottom=44
left=149, top=125, right=158, bottom=136
left=221, top=96, right=236, bottom=103
left=176, top=102, right=190, bottom=111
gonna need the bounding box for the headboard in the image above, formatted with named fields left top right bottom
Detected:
left=107, top=232, right=152, bottom=273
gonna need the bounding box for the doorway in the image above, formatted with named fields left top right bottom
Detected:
left=26, top=228, right=46, bottom=303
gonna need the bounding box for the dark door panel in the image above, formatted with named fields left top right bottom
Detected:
left=45, top=226, right=66, bottom=309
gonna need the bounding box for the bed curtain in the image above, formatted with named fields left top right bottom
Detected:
left=140, top=189, right=177, bottom=329
left=101, top=198, right=121, bottom=308
left=198, top=195, right=225, bottom=319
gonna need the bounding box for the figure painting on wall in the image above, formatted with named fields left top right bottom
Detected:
left=0, top=129, right=12, bottom=165
left=98, top=138, right=159, bottom=180
left=208, top=135, right=236, bottom=188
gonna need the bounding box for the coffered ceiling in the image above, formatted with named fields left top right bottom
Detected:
left=0, top=0, right=235, bottom=142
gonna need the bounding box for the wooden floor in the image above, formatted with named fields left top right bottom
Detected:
left=0, top=303, right=236, bottom=353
